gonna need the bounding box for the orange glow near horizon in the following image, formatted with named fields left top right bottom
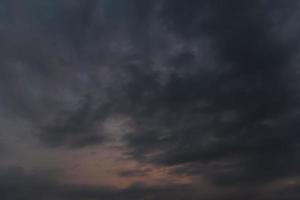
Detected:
left=58, top=145, right=193, bottom=189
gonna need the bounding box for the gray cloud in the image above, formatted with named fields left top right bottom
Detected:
left=122, top=0, right=300, bottom=188
left=1, top=166, right=300, bottom=200
left=118, top=168, right=151, bottom=177
left=0, top=0, right=300, bottom=199
left=0, top=166, right=207, bottom=200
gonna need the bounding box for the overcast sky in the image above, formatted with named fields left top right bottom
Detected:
left=1, top=0, right=300, bottom=199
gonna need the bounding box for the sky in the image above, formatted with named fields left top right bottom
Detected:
left=0, top=0, right=300, bottom=199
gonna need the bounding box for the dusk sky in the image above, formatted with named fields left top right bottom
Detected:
left=1, top=0, right=300, bottom=199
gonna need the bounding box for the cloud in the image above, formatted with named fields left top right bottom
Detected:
left=1, top=166, right=300, bottom=200
left=122, top=0, right=300, bottom=187
left=38, top=94, right=106, bottom=148
left=118, top=168, right=151, bottom=177
left=0, top=1, right=300, bottom=199
left=0, top=166, right=205, bottom=200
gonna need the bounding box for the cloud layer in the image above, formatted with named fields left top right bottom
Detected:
left=0, top=0, right=300, bottom=199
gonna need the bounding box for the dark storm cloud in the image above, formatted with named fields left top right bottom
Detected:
left=1, top=0, right=300, bottom=199
left=122, top=0, right=300, bottom=188
left=0, top=0, right=129, bottom=148
left=0, top=0, right=165, bottom=149
left=39, top=94, right=106, bottom=148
